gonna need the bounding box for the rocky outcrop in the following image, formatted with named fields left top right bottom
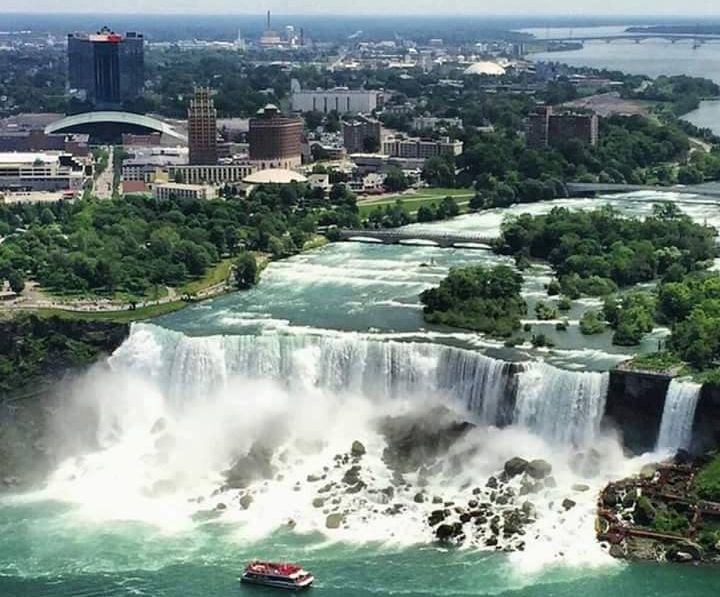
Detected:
left=604, top=368, right=670, bottom=454
left=0, top=314, right=130, bottom=491
left=379, top=406, right=474, bottom=473
left=224, top=443, right=277, bottom=489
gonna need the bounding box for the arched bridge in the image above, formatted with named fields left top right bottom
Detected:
left=45, top=111, right=187, bottom=143
left=334, top=229, right=496, bottom=248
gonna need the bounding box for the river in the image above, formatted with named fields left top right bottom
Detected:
left=525, top=25, right=720, bottom=134
left=1, top=191, right=718, bottom=595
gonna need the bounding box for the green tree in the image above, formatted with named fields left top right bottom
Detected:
left=234, top=251, right=258, bottom=289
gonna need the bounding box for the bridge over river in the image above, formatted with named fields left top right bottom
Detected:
left=566, top=182, right=720, bottom=200
left=334, top=229, right=496, bottom=248
left=543, top=33, right=720, bottom=44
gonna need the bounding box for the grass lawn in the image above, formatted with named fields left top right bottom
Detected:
left=178, top=257, right=236, bottom=295
left=357, top=187, right=474, bottom=217
left=24, top=301, right=187, bottom=323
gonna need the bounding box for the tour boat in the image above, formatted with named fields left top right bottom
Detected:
left=241, top=560, right=314, bottom=590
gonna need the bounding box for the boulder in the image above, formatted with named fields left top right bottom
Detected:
left=639, top=464, right=659, bottom=480
left=351, top=441, right=366, bottom=457
left=413, top=492, right=425, bottom=504
left=622, top=490, right=636, bottom=509
left=428, top=509, right=449, bottom=526
left=526, top=459, right=552, bottom=480
left=342, top=465, right=362, bottom=485
left=306, top=474, right=322, bottom=482
left=602, top=486, right=619, bottom=508
left=345, top=481, right=366, bottom=494
left=380, top=406, right=474, bottom=472
left=562, top=498, right=576, bottom=511
left=504, top=457, right=529, bottom=478
left=239, top=494, right=254, bottom=510
left=312, top=497, right=326, bottom=508
left=435, top=522, right=464, bottom=543
left=486, top=476, right=499, bottom=489
left=225, top=443, right=277, bottom=489
left=572, top=483, right=590, bottom=492
left=325, top=513, right=345, bottom=529
left=608, top=544, right=625, bottom=559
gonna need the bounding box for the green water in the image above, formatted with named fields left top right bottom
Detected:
left=1, top=500, right=717, bottom=597
left=3, top=191, right=720, bottom=595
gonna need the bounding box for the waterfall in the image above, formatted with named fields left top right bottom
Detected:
left=656, top=379, right=702, bottom=452
left=110, top=323, right=610, bottom=447
left=436, top=349, right=514, bottom=426
left=514, top=362, right=608, bottom=448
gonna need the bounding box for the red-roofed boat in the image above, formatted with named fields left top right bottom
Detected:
left=241, top=560, right=314, bottom=590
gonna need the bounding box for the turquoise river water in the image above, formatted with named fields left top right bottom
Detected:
left=2, top=192, right=720, bottom=596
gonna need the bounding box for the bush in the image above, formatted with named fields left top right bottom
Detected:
left=535, top=301, right=557, bottom=321
left=695, top=455, right=720, bottom=502
left=557, top=296, right=572, bottom=311
left=580, top=311, right=605, bottom=335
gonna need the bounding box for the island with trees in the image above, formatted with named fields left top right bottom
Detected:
left=419, top=264, right=525, bottom=337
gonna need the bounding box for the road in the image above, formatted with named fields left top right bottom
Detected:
left=93, top=146, right=114, bottom=199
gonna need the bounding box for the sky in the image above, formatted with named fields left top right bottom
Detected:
left=0, top=0, right=717, bottom=16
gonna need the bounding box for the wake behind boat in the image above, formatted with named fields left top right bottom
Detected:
left=241, top=560, right=314, bottom=590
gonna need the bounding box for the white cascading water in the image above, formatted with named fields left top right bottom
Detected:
left=110, top=323, right=614, bottom=445
left=656, top=378, right=702, bottom=452
left=513, top=361, right=609, bottom=448
left=35, top=322, right=659, bottom=570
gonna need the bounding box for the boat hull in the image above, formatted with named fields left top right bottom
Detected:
left=241, top=574, right=314, bottom=590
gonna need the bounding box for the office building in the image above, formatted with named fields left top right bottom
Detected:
left=0, top=152, right=87, bottom=191
left=382, top=135, right=463, bottom=160
left=527, top=106, right=599, bottom=148
left=290, top=79, right=383, bottom=114
left=168, top=162, right=255, bottom=186
left=67, top=27, right=144, bottom=109
left=153, top=182, right=216, bottom=201
left=188, top=88, right=218, bottom=165
left=121, top=146, right=188, bottom=182
left=343, top=116, right=382, bottom=153
left=248, top=105, right=303, bottom=170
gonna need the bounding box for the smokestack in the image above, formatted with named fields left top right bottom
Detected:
left=267, top=10, right=271, bottom=30
left=300, top=27, right=304, bottom=46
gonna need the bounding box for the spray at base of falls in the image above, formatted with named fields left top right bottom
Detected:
left=656, top=378, right=702, bottom=453
left=34, top=323, right=656, bottom=570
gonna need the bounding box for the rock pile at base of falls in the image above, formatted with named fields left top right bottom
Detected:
left=200, top=407, right=599, bottom=554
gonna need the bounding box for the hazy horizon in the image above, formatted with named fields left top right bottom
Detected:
left=0, top=1, right=717, bottom=17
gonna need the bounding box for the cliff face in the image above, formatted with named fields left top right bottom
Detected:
left=0, top=314, right=129, bottom=399
left=696, top=385, right=720, bottom=453
left=604, top=369, right=671, bottom=454
left=0, top=314, right=129, bottom=490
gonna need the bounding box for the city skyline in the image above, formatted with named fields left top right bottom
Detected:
left=0, top=1, right=718, bottom=16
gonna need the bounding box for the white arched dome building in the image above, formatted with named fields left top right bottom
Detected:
left=463, top=61, right=506, bottom=76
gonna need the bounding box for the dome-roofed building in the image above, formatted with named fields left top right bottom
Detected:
left=463, top=61, right=506, bottom=76
left=243, top=168, right=307, bottom=185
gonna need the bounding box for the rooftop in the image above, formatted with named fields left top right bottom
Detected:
left=0, top=152, right=61, bottom=164
left=243, top=168, right=307, bottom=185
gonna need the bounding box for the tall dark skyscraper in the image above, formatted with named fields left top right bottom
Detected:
left=67, top=27, right=144, bottom=110
left=188, top=88, right=218, bottom=166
